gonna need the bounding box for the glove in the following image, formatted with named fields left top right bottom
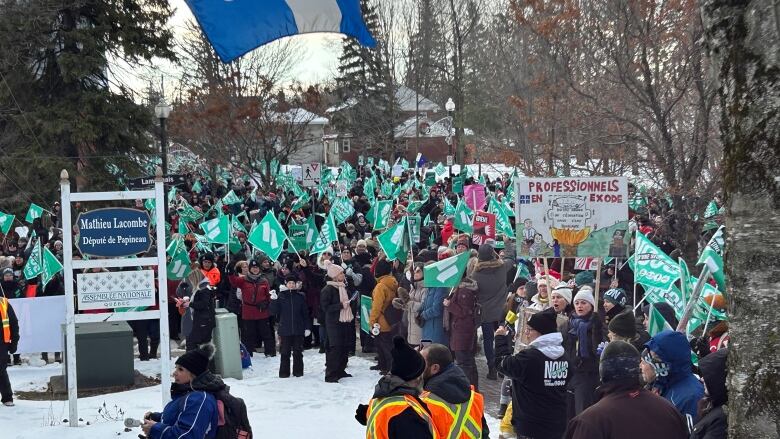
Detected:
left=257, top=300, right=270, bottom=311
left=345, top=267, right=354, bottom=277
left=596, top=341, right=608, bottom=356
left=270, top=290, right=278, bottom=300
left=355, top=404, right=369, bottom=426
left=304, top=329, right=311, bottom=337
left=371, top=323, right=380, bottom=336
left=9, top=342, right=17, bottom=354
left=391, top=297, right=406, bottom=310
left=415, top=312, right=425, bottom=327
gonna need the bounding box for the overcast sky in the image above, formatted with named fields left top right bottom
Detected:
left=113, top=0, right=345, bottom=101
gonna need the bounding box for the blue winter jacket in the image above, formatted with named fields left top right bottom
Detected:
left=420, top=286, right=448, bottom=345
left=149, top=389, right=218, bottom=439
left=645, top=330, right=704, bottom=422
left=270, top=286, right=310, bottom=336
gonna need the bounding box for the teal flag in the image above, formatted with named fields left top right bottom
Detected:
left=698, top=226, right=726, bottom=292
left=199, top=216, right=230, bottom=244
left=23, top=241, right=42, bottom=280
left=0, top=211, right=14, bottom=235
left=377, top=218, right=408, bottom=261
left=632, top=232, right=679, bottom=290
left=360, top=295, right=372, bottom=333
left=423, top=251, right=470, bottom=288
left=311, top=212, right=338, bottom=255
left=288, top=224, right=308, bottom=252
left=25, top=203, right=44, bottom=224
left=331, top=197, right=356, bottom=225
left=372, top=200, right=394, bottom=230
left=453, top=199, right=474, bottom=233
left=41, top=247, right=63, bottom=288
left=222, top=190, right=242, bottom=205
left=249, top=211, right=289, bottom=261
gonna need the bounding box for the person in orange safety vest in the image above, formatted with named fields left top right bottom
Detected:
left=0, top=296, right=19, bottom=406
left=421, top=343, right=489, bottom=439
left=355, top=336, right=439, bottom=439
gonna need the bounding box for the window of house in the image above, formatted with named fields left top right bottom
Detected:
left=333, top=141, right=339, bottom=155
left=342, top=139, right=351, bottom=153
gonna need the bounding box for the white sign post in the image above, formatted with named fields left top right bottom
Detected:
left=301, top=162, right=321, bottom=187
left=60, top=168, right=171, bottom=426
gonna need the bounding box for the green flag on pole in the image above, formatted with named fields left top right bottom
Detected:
left=305, top=216, right=318, bottom=248
left=703, top=200, right=719, bottom=219
left=647, top=303, right=674, bottom=337
left=443, top=197, right=456, bottom=216
left=697, top=225, right=726, bottom=292
left=360, top=295, right=372, bottom=333
left=489, top=198, right=514, bottom=236
left=25, top=203, right=44, bottom=224
left=377, top=218, right=408, bottom=261
left=167, top=248, right=192, bottom=280
left=41, top=247, right=63, bottom=288
left=23, top=241, right=42, bottom=279
left=434, top=163, right=446, bottom=176
left=423, top=251, right=470, bottom=288
left=192, top=180, right=202, bottom=193
left=288, top=224, right=308, bottom=252
left=331, top=197, right=356, bottom=225
left=632, top=232, right=680, bottom=290
left=231, top=215, right=248, bottom=234
left=453, top=199, right=474, bottom=233
left=290, top=192, right=311, bottom=212
left=199, top=216, right=230, bottom=244
left=311, top=212, right=338, bottom=255
left=373, top=200, right=394, bottom=230
left=178, top=200, right=203, bottom=223
left=222, top=190, right=242, bottom=205
left=248, top=211, right=289, bottom=261
left=0, top=211, right=14, bottom=235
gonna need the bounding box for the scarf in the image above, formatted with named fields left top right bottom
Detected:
left=327, top=280, right=353, bottom=323
left=568, top=313, right=594, bottom=359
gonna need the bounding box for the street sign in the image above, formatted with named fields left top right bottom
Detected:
left=76, top=270, right=156, bottom=310
left=446, top=155, right=454, bottom=166
left=302, top=163, right=321, bottom=187
left=75, top=208, right=152, bottom=257
left=127, top=174, right=186, bottom=189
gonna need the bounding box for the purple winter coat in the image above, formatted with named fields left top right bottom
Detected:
left=446, top=278, right=479, bottom=352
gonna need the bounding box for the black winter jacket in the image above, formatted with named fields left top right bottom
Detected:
left=270, top=287, right=310, bottom=337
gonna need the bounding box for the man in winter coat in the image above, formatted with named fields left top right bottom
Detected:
left=421, top=343, right=489, bottom=438
left=495, top=309, right=569, bottom=439
left=0, top=295, right=19, bottom=406
left=355, top=336, right=437, bottom=439
left=369, top=259, right=398, bottom=374
left=564, top=341, right=689, bottom=439
left=690, top=348, right=728, bottom=439
left=270, top=273, right=310, bottom=378
left=443, top=276, right=480, bottom=389
left=642, top=330, right=704, bottom=423
left=229, top=260, right=276, bottom=357
left=471, top=244, right=514, bottom=380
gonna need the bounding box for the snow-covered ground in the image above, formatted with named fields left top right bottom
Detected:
left=2, top=351, right=501, bottom=438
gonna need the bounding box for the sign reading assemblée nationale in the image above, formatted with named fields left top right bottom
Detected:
left=75, top=208, right=152, bottom=258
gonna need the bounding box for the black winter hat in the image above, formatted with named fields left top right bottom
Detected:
left=599, top=341, right=641, bottom=384
left=375, top=259, right=393, bottom=278
left=527, top=309, right=558, bottom=335
left=248, top=259, right=260, bottom=269
left=608, top=310, right=637, bottom=339
left=284, top=273, right=299, bottom=283
left=699, top=348, right=728, bottom=407
left=199, top=253, right=215, bottom=264
left=390, top=336, right=426, bottom=381
left=176, top=344, right=215, bottom=376
left=604, top=288, right=627, bottom=307
left=477, top=244, right=496, bottom=262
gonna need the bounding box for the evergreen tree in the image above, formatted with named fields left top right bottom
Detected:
left=334, top=0, right=399, bottom=159
left=0, top=0, right=176, bottom=214
left=405, top=0, right=448, bottom=104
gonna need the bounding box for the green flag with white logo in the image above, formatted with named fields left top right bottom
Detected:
left=331, top=197, right=355, bottom=225
left=434, top=163, right=446, bottom=176
left=311, top=212, right=338, bottom=255
left=647, top=303, right=673, bottom=337
left=703, top=200, right=719, bottom=219
left=373, top=200, right=394, bottom=230
left=0, top=211, right=14, bottom=235
left=23, top=241, right=42, bottom=279
left=167, top=248, right=192, bottom=280
left=423, top=251, right=470, bottom=288
left=697, top=225, right=726, bottom=292
left=453, top=199, right=474, bottom=233
left=288, top=224, right=308, bottom=252
left=25, top=203, right=44, bottom=224
left=443, top=196, right=456, bottom=216
left=290, top=192, right=311, bottom=212
left=192, top=180, right=202, bottom=194
left=249, top=211, right=289, bottom=261
left=489, top=198, right=514, bottom=237
left=631, top=232, right=679, bottom=290
left=199, top=216, right=230, bottom=244
left=41, top=247, right=63, bottom=288
left=178, top=200, right=203, bottom=223
left=377, top=218, right=408, bottom=261
left=360, top=295, right=372, bottom=333
left=222, top=190, right=242, bottom=205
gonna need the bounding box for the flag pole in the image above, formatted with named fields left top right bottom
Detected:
left=676, top=265, right=711, bottom=334
left=701, top=299, right=716, bottom=336
left=593, top=257, right=603, bottom=308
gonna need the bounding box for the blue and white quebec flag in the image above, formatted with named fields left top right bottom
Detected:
left=185, top=0, right=377, bottom=63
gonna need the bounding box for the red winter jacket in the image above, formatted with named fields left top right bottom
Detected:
left=229, top=274, right=271, bottom=320
left=441, top=220, right=454, bottom=246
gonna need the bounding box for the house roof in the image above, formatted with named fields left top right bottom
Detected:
left=282, top=108, right=329, bottom=125
left=325, top=86, right=440, bottom=114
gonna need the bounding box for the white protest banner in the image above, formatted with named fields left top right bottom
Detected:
left=9, top=296, right=66, bottom=354
left=516, top=177, right=629, bottom=257
left=76, top=270, right=156, bottom=310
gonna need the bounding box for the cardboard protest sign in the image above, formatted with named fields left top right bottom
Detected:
left=515, top=177, right=628, bottom=257
left=471, top=211, right=496, bottom=246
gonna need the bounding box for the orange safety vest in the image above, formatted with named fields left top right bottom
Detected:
left=201, top=267, right=221, bottom=286
left=366, top=394, right=439, bottom=439
left=0, top=298, right=11, bottom=343
left=421, top=386, right=484, bottom=439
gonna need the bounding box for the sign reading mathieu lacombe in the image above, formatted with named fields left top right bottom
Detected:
left=75, top=208, right=152, bottom=258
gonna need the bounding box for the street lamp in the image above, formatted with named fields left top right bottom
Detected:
left=445, top=98, right=455, bottom=178
left=155, top=99, right=172, bottom=219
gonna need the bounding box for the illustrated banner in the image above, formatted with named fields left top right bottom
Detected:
left=515, top=177, right=629, bottom=257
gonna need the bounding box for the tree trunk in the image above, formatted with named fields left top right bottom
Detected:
left=701, top=1, right=780, bottom=437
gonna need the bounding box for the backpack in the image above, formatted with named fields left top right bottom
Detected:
left=213, top=389, right=253, bottom=439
